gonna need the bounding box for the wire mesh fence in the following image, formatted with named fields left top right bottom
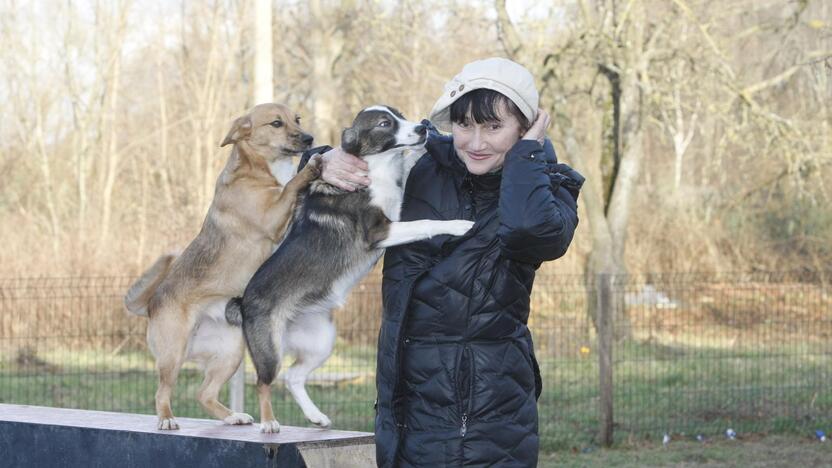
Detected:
left=1, top=273, right=830, bottom=450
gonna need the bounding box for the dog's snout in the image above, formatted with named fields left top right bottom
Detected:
left=415, top=125, right=426, bottom=136
left=301, top=133, right=314, bottom=146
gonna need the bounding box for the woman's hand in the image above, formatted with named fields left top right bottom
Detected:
left=319, top=147, right=370, bottom=191
left=521, top=108, right=551, bottom=145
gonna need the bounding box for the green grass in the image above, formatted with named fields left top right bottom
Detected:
left=540, top=435, right=832, bottom=467
left=1, top=340, right=830, bottom=454
left=0, top=342, right=379, bottom=432
left=536, top=339, right=831, bottom=451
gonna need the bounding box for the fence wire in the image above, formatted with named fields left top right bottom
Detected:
left=1, top=273, right=829, bottom=450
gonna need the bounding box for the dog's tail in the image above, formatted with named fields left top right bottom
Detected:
left=124, top=253, right=177, bottom=317
left=225, top=297, right=244, bottom=327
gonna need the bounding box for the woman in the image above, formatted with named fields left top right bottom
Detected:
left=318, top=58, right=583, bottom=467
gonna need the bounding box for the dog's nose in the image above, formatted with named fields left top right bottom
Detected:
left=415, top=125, right=426, bottom=136
left=301, top=133, right=314, bottom=145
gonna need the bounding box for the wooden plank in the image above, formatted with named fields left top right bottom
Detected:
left=0, top=404, right=373, bottom=446
left=0, top=404, right=375, bottom=468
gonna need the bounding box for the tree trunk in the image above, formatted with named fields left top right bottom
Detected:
left=253, top=0, right=273, bottom=104
left=35, top=108, right=61, bottom=258
left=97, top=32, right=124, bottom=256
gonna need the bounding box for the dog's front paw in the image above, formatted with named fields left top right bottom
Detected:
left=303, top=154, right=322, bottom=179
left=223, top=412, right=254, bottom=425
left=288, top=156, right=320, bottom=189
left=443, top=220, right=475, bottom=236
left=307, top=411, right=331, bottom=429
left=260, top=419, right=281, bottom=433
left=158, top=417, right=180, bottom=430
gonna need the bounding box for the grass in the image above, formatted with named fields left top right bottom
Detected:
left=0, top=342, right=379, bottom=432
left=2, top=355, right=830, bottom=465
left=540, top=435, right=832, bottom=467
left=0, top=363, right=379, bottom=431
left=537, top=339, right=831, bottom=451
left=1, top=338, right=830, bottom=454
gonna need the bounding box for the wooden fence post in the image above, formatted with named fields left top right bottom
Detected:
left=597, top=273, right=614, bottom=446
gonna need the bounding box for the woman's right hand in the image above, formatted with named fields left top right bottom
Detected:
left=320, top=147, right=370, bottom=191
left=521, top=108, right=551, bottom=145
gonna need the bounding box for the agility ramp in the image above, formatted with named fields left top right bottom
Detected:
left=0, top=404, right=375, bottom=467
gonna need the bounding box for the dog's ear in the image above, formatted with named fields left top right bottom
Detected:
left=221, top=116, right=253, bottom=147
left=341, top=127, right=360, bottom=155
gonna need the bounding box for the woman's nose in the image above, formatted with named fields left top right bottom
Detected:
left=469, top=129, right=487, bottom=150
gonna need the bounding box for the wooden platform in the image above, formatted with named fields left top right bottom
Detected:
left=0, top=404, right=375, bottom=467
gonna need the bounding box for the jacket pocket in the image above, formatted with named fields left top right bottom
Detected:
left=455, top=344, right=475, bottom=437
left=516, top=338, right=543, bottom=400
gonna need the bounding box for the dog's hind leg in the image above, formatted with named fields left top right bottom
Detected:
left=147, top=308, right=190, bottom=430
left=284, top=312, right=336, bottom=428
left=243, top=313, right=282, bottom=433
left=193, top=320, right=253, bottom=425
left=197, top=356, right=254, bottom=426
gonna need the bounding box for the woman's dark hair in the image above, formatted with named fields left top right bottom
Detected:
left=449, top=88, right=530, bottom=130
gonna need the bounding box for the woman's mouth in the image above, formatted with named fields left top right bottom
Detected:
left=467, top=152, right=491, bottom=160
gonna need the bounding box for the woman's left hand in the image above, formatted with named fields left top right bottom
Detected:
left=521, top=108, right=551, bottom=145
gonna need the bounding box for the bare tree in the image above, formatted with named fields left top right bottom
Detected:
left=0, top=0, right=828, bottom=280
left=253, top=0, right=273, bottom=104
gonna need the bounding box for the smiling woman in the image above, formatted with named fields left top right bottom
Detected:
left=314, top=57, right=583, bottom=467
left=449, top=90, right=528, bottom=175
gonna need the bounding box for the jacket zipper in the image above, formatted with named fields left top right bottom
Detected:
left=458, top=344, right=475, bottom=438
left=459, top=182, right=479, bottom=442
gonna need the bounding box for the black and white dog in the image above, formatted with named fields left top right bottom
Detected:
left=226, top=105, right=474, bottom=432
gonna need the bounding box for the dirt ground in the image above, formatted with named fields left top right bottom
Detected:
left=540, top=435, right=831, bottom=467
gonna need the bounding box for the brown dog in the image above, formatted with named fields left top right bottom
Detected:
left=124, top=103, right=319, bottom=430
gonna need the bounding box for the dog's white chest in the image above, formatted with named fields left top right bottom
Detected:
left=269, top=159, right=296, bottom=186
left=366, top=153, right=405, bottom=222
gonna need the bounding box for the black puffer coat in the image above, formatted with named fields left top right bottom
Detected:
left=375, top=122, right=583, bottom=467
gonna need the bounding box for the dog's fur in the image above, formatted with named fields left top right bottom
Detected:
left=226, top=105, right=474, bottom=432
left=124, top=103, right=319, bottom=430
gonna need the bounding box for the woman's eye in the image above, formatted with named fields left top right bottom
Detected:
left=379, top=120, right=390, bottom=127
left=270, top=120, right=283, bottom=128
left=295, top=116, right=301, bottom=124
left=489, top=124, right=502, bottom=130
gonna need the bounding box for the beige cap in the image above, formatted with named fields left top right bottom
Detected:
left=429, top=57, right=539, bottom=132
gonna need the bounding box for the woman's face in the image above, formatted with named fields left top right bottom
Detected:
left=452, top=102, right=523, bottom=175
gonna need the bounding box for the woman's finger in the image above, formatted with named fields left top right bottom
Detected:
left=320, top=147, right=370, bottom=189
left=522, top=109, right=547, bottom=142
left=323, top=171, right=355, bottom=191
left=322, top=167, right=368, bottom=191
left=328, top=147, right=368, bottom=172
left=338, top=168, right=371, bottom=186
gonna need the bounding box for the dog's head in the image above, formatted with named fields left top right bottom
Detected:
left=341, top=106, right=426, bottom=157
left=220, top=103, right=313, bottom=160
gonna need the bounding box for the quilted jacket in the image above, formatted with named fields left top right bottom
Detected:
left=374, top=122, right=583, bottom=467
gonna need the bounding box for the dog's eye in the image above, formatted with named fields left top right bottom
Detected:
left=270, top=120, right=283, bottom=128
left=379, top=120, right=391, bottom=127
